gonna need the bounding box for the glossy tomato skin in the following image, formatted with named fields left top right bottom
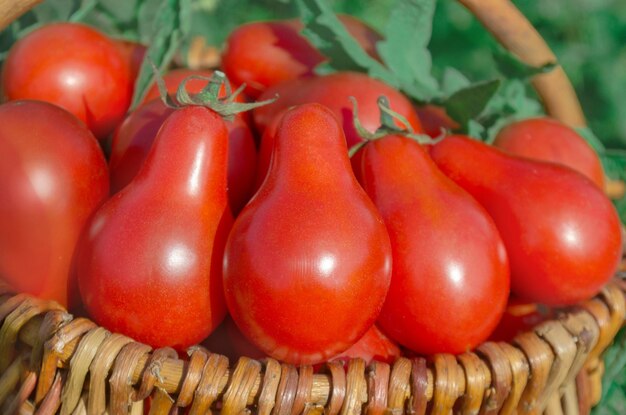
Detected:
left=331, top=325, right=400, bottom=364
left=254, top=72, right=422, bottom=148
left=223, top=104, right=392, bottom=365
left=78, top=106, right=231, bottom=349
left=2, top=23, right=133, bottom=140
left=222, top=16, right=381, bottom=98
left=109, top=97, right=257, bottom=214
left=431, top=135, right=622, bottom=306
left=354, top=135, right=509, bottom=354
left=0, top=101, right=109, bottom=307
left=493, top=117, right=605, bottom=189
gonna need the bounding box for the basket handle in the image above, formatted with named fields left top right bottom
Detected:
left=457, top=0, right=587, bottom=128
left=0, top=0, right=43, bottom=32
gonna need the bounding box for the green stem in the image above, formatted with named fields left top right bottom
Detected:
left=148, top=62, right=276, bottom=120
left=348, top=95, right=437, bottom=154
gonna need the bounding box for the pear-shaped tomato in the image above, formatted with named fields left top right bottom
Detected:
left=223, top=104, right=392, bottom=365
left=431, top=135, right=621, bottom=306
left=353, top=134, right=509, bottom=354
left=78, top=106, right=231, bottom=349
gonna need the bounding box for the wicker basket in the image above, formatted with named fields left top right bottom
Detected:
left=0, top=1, right=625, bottom=414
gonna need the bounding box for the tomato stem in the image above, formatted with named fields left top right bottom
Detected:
left=150, top=61, right=276, bottom=120
left=348, top=95, right=438, bottom=157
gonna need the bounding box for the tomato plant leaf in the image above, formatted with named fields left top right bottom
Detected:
left=492, top=46, right=557, bottom=80
left=376, top=0, right=439, bottom=101
left=30, top=0, right=79, bottom=22
left=93, top=0, right=138, bottom=28
left=130, top=0, right=192, bottom=109
left=441, top=67, right=471, bottom=96
left=466, top=80, right=544, bottom=142
left=467, top=119, right=486, bottom=139
left=295, top=0, right=397, bottom=83
left=442, top=79, right=500, bottom=130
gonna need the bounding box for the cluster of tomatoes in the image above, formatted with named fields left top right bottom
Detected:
left=0, top=15, right=622, bottom=366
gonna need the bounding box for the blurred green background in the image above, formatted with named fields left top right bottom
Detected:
left=187, top=0, right=626, bottom=148
left=4, top=0, right=625, bottom=146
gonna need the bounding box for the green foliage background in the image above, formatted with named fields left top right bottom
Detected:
left=184, top=0, right=626, bottom=148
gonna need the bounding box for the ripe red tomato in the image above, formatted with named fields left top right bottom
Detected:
left=331, top=325, right=400, bottom=364
left=109, top=97, right=257, bottom=214
left=493, top=117, right=605, bottom=189
left=222, top=15, right=381, bottom=97
left=223, top=104, right=392, bottom=365
left=353, top=134, right=509, bottom=354
left=114, top=39, right=147, bottom=83
left=2, top=23, right=133, bottom=140
left=78, top=106, right=231, bottom=349
left=0, top=100, right=109, bottom=307
left=254, top=72, right=423, bottom=148
left=431, top=135, right=622, bottom=306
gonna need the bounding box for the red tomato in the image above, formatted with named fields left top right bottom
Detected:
left=431, top=135, right=622, bottom=306
left=2, top=23, right=133, bottom=140
left=223, top=104, right=392, bottom=365
left=493, top=117, right=605, bottom=189
left=110, top=97, right=257, bottom=214
left=254, top=72, right=422, bottom=149
left=114, top=39, right=147, bottom=83
left=0, top=100, right=109, bottom=307
left=416, top=104, right=459, bottom=138
left=353, top=134, right=509, bottom=354
left=77, top=106, right=231, bottom=349
left=222, top=15, right=381, bottom=98
left=331, top=325, right=401, bottom=364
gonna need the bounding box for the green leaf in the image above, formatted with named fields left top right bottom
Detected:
left=492, top=46, right=557, bottom=80
left=95, top=0, right=138, bottom=25
left=601, top=150, right=626, bottom=180
left=30, top=0, right=79, bottom=22
left=295, top=0, right=396, bottom=84
left=442, top=79, right=501, bottom=129
left=441, top=67, right=471, bottom=96
left=470, top=79, right=544, bottom=143
left=130, top=0, right=192, bottom=109
left=467, top=119, right=486, bottom=139
left=376, top=0, right=439, bottom=100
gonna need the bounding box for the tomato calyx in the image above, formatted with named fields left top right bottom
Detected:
left=348, top=95, right=437, bottom=157
left=151, top=63, right=276, bottom=121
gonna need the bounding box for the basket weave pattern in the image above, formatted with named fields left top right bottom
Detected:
left=0, top=281, right=623, bottom=414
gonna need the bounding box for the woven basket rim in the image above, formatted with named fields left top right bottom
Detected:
left=0, top=279, right=623, bottom=414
